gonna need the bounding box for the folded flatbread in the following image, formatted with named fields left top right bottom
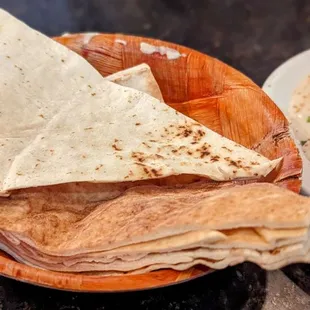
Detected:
left=106, top=63, right=164, bottom=101
left=0, top=183, right=310, bottom=275
left=0, top=9, right=281, bottom=192
left=0, top=183, right=309, bottom=273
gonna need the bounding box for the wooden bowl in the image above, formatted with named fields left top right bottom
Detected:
left=0, top=34, right=302, bottom=292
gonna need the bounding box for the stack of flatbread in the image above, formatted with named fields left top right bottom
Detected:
left=0, top=9, right=308, bottom=275
left=1, top=183, right=310, bottom=274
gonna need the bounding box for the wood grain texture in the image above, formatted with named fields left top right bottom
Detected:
left=0, top=34, right=301, bottom=292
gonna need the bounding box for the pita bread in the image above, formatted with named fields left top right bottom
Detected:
left=0, top=9, right=280, bottom=192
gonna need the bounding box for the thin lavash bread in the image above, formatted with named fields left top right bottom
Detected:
left=105, top=63, right=164, bottom=101
left=0, top=183, right=310, bottom=273
left=0, top=9, right=281, bottom=191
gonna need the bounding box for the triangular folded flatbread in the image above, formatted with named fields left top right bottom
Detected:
left=106, top=63, right=164, bottom=101
left=0, top=9, right=281, bottom=191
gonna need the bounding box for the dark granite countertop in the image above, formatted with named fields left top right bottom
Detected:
left=1, top=0, right=310, bottom=309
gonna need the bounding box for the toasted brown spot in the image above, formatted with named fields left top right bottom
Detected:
left=142, top=142, right=151, bottom=148
left=222, top=146, right=232, bottom=152
left=132, top=152, right=146, bottom=162
left=143, top=167, right=150, bottom=175
left=183, top=129, right=192, bottom=137
left=210, top=155, right=220, bottom=162
left=135, top=123, right=141, bottom=126
left=91, top=93, right=96, bottom=96
left=112, top=144, right=122, bottom=151
left=200, top=151, right=210, bottom=158
left=250, top=161, right=259, bottom=166
left=14, top=65, right=23, bottom=71
left=151, top=168, right=163, bottom=177
left=61, top=59, right=65, bottom=62
left=84, top=127, right=93, bottom=130
left=229, top=160, right=239, bottom=167
left=82, top=155, right=86, bottom=159
left=135, top=162, right=146, bottom=167
left=155, top=154, right=164, bottom=159
left=197, top=130, right=205, bottom=137
left=187, top=151, right=193, bottom=155
left=49, top=149, right=54, bottom=154
left=172, top=150, right=178, bottom=153
left=95, top=164, right=104, bottom=171
left=16, top=172, right=23, bottom=176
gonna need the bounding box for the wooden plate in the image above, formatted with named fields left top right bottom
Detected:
left=0, top=34, right=302, bottom=292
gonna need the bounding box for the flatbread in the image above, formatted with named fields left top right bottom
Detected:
left=255, top=227, right=308, bottom=244
left=0, top=183, right=309, bottom=257
left=0, top=183, right=309, bottom=272
left=0, top=9, right=280, bottom=192
left=106, top=63, right=164, bottom=101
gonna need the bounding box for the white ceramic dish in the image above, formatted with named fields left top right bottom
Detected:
left=262, top=50, right=310, bottom=196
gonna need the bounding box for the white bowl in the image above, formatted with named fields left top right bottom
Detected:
left=262, top=50, right=310, bottom=196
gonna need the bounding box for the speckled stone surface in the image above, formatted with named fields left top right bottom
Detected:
left=0, top=0, right=310, bottom=309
